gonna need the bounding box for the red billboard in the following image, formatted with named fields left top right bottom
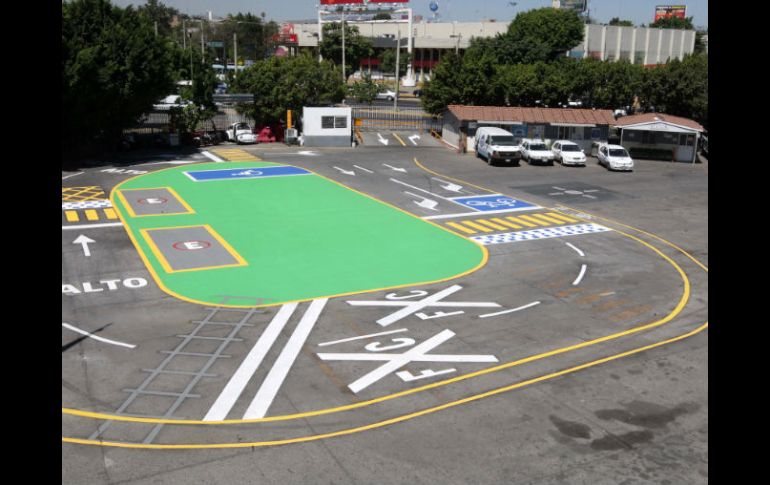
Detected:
left=654, top=5, right=687, bottom=22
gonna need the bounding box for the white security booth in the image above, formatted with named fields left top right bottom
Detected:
left=301, top=107, right=352, bottom=147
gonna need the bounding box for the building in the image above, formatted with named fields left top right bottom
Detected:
left=613, top=113, right=704, bottom=163
left=441, top=105, right=616, bottom=153
left=295, top=20, right=697, bottom=79
left=301, top=107, right=352, bottom=147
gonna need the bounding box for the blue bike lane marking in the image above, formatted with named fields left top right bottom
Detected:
left=448, top=194, right=539, bottom=212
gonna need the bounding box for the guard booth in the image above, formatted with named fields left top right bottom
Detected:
left=614, top=113, right=705, bottom=163
left=301, top=107, right=352, bottom=147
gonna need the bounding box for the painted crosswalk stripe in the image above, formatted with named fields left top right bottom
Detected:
left=545, top=212, right=579, bottom=223
left=64, top=211, right=79, bottom=222
left=490, top=217, right=522, bottom=229
left=462, top=221, right=494, bottom=233
left=475, top=219, right=508, bottom=231
left=518, top=214, right=550, bottom=226
left=529, top=213, right=565, bottom=225
left=104, top=208, right=118, bottom=220
left=203, top=303, right=299, bottom=421
left=446, top=222, right=477, bottom=235
left=470, top=223, right=611, bottom=245
left=85, top=209, right=99, bottom=221
left=243, top=299, right=328, bottom=418
left=505, top=216, right=538, bottom=228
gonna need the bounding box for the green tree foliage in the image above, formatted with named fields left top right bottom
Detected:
left=62, top=0, right=175, bottom=158
left=506, top=8, right=585, bottom=61
left=169, top=45, right=218, bottom=109
left=231, top=53, right=345, bottom=125
left=320, top=22, right=374, bottom=75
left=421, top=52, right=463, bottom=114
left=496, top=63, right=541, bottom=107
left=379, top=49, right=412, bottom=76
left=349, top=74, right=380, bottom=105
left=137, top=0, right=179, bottom=38
left=608, top=18, right=634, bottom=27
left=650, top=16, right=695, bottom=30
left=641, top=54, right=708, bottom=128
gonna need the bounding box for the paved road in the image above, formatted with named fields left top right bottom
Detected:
left=62, top=142, right=707, bottom=484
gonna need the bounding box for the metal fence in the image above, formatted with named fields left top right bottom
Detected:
left=352, top=105, right=443, bottom=133
left=124, top=107, right=255, bottom=135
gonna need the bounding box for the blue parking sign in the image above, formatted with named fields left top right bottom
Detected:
left=184, top=166, right=311, bottom=182
left=450, top=194, right=539, bottom=212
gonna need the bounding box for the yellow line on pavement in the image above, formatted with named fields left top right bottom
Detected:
left=491, top=217, right=522, bottom=229
left=64, top=211, right=79, bottom=222
left=392, top=133, right=407, bottom=147
left=505, top=216, right=537, bottom=228
left=104, top=208, right=118, bottom=220
left=530, top=213, right=565, bottom=225
left=84, top=210, right=99, bottom=221
left=518, top=214, right=551, bottom=226
left=446, top=222, right=477, bottom=234
left=544, top=212, right=579, bottom=223
left=475, top=219, right=507, bottom=231
left=462, top=221, right=494, bottom=233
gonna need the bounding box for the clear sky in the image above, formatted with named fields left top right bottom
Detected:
left=110, top=1, right=708, bottom=29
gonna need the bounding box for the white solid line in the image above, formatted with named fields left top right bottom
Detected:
left=352, top=165, right=374, bottom=173
left=422, top=206, right=542, bottom=220
left=317, top=328, right=409, bottom=347
left=62, top=172, right=84, bottom=180
left=62, top=222, right=123, bottom=230
left=62, top=323, right=136, bottom=349
left=565, top=242, right=585, bottom=257
left=479, top=301, right=541, bottom=319
left=203, top=303, right=299, bottom=421
left=573, top=264, right=588, bottom=286
left=201, top=151, right=225, bottom=163
left=243, top=298, right=328, bottom=418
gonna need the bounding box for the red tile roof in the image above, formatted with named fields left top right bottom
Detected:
left=613, top=113, right=704, bottom=132
left=447, top=105, right=616, bottom=126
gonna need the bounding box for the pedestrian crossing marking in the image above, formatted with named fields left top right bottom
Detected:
left=62, top=186, right=106, bottom=202
left=62, top=208, right=121, bottom=224
left=85, top=209, right=99, bottom=221
left=462, top=221, right=494, bottom=233
left=211, top=148, right=262, bottom=162
left=475, top=219, right=508, bottom=231
left=505, top=216, right=538, bottom=228
left=544, top=212, right=579, bottom=224
left=65, top=211, right=79, bottom=222
left=446, top=222, right=477, bottom=235
left=517, top=214, right=551, bottom=227
left=104, top=208, right=118, bottom=220
left=529, top=213, right=565, bottom=225
left=470, top=223, right=611, bottom=245
left=490, top=217, right=522, bottom=229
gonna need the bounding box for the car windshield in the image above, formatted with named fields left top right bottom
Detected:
left=609, top=149, right=629, bottom=157
left=530, top=144, right=547, bottom=150
left=490, top=136, right=517, bottom=146
left=561, top=145, right=581, bottom=152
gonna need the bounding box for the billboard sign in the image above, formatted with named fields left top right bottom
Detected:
left=558, top=0, right=587, bottom=13
left=654, top=5, right=687, bottom=22
left=319, top=0, right=408, bottom=4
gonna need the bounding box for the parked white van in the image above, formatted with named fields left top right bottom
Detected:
left=474, top=127, right=522, bottom=166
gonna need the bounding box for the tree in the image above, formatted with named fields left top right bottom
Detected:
left=608, top=18, right=634, bottom=27
left=137, top=0, right=179, bottom=38
left=379, top=49, right=412, bottom=77
left=320, top=22, right=374, bottom=75
left=169, top=45, right=218, bottom=109
left=62, top=0, right=175, bottom=160
left=506, top=8, right=585, bottom=61
left=650, top=16, right=695, bottom=30
left=421, top=52, right=463, bottom=114
left=641, top=54, right=707, bottom=128
left=231, top=53, right=345, bottom=126
left=349, top=74, right=380, bottom=105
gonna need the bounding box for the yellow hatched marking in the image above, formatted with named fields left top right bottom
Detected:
left=85, top=210, right=99, bottom=221
left=462, top=221, right=494, bottom=233
left=530, top=213, right=566, bottom=225
left=518, top=214, right=551, bottom=227
left=505, top=216, right=537, bottom=228
left=490, top=217, right=522, bottom=229
left=446, top=222, right=477, bottom=235
left=103, top=208, right=118, bottom=220
left=475, top=219, right=508, bottom=231
left=64, top=211, right=79, bottom=222
left=545, top=212, right=579, bottom=223
left=62, top=186, right=106, bottom=202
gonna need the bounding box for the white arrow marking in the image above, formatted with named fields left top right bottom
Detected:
left=353, top=165, right=374, bottom=173
left=383, top=163, right=407, bottom=173
left=431, top=177, right=464, bottom=193
left=377, top=133, right=389, bottom=146
left=333, top=166, right=355, bottom=176
left=404, top=192, right=439, bottom=211
left=73, top=235, right=95, bottom=257
left=408, top=134, right=421, bottom=145
left=62, top=323, right=136, bottom=349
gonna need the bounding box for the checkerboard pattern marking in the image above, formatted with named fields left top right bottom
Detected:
left=470, top=223, right=611, bottom=245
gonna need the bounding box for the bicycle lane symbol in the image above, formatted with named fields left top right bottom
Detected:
left=448, top=194, right=539, bottom=212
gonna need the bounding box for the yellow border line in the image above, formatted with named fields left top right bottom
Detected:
left=140, top=224, right=248, bottom=274
left=392, top=132, right=407, bottom=147
left=107, top=162, right=489, bottom=309
left=116, top=187, right=196, bottom=218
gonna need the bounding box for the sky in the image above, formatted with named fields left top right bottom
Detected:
left=111, top=1, right=708, bottom=29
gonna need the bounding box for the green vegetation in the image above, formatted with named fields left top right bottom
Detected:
left=319, top=22, right=374, bottom=77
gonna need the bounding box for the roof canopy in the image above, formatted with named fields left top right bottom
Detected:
left=614, top=113, right=705, bottom=133
left=447, top=105, right=616, bottom=126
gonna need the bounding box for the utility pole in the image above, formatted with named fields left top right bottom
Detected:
left=341, top=11, right=346, bottom=83
left=394, top=28, right=400, bottom=109
left=234, top=32, right=238, bottom=78
left=182, top=19, right=186, bottom=49
left=200, top=20, right=205, bottom=61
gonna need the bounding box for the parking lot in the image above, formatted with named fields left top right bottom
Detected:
left=62, top=140, right=707, bottom=484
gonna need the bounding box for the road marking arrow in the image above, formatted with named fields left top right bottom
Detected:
left=73, top=235, right=95, bottom=257
left=377, top=133, right=389, bottom=146
left=431, top=177, right=464, bottom=193
left=333, top=166, right=355, bottom=176
left=404, top=192, right=439, bottom=211
left=408, top=134, right=421, bottom=145
left=353, top=165, right=374, bottom=173
left=383, top=164, right=407, bottom=173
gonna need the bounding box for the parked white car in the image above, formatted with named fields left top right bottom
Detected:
left=375, top=89, right=396, bottom=101
left=551, top=140, right=587, bottom=166
left=474, top=127, right=521, bottom=166
left=520, top=139, right=556, bottom=165
left=597, top=144, right=634, bottom=171
left=153, top=95, right=192, bottom=111
left=226, top=122, right=257, bottom=144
